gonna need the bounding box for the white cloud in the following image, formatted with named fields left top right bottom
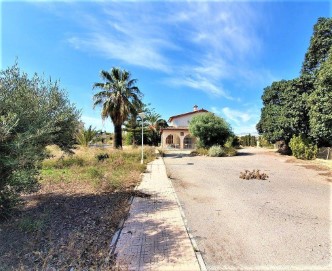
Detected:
left=222, top=107, right=251, bottom=125
left=68, top=34, right=172, bottom=73
left=211, top=106, right=260, bottom=135
left=167, top=75, right=233, bottom=99
left=59, top=1, right=273, bottom=97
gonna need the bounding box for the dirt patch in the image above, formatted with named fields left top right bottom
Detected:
left=285, top=157, right=332, bottom=172
left=318, top=172, right=332, bottom=177
left=299, top=164, right=328, bottom=171
left=0, top=184, right=134, bottom=270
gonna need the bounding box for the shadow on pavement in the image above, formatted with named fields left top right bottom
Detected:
left=114, top=192, right=196, bottom=269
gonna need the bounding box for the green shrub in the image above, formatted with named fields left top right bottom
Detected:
left=0, top=64, right=80, bottom=218
left=225, top=136, right=240, bottom=148
left=189, top=113, right=232, bottom=148
left=208, top=145, right=225, bottom=157
left=190, top=148, right=208, bottom=156
left=223, top=146, right=237, bottom=156
left=258, top=136, right=274, bottom=148
left=289, top=135, right=317, bottom=160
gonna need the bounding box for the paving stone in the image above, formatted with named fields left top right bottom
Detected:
left=114, top=158, right=200, bottom=271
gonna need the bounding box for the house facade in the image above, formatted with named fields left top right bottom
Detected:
left=160, top=105, right=208, bottom=149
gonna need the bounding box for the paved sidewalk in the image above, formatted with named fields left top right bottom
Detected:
left=112, top=157, right=202, bottom=271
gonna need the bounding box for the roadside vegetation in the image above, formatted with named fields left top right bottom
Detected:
left=0, top=145, right=156, bottom=270
left=257, top=17, right=332, bottom=159
left=0, top=62, right=158, bottom=269
left=0, top=63, right=80, bottom=219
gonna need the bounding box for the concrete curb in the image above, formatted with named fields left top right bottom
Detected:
left=109, top=195, right=135, bottom=259
left=161, top=157, right=208, bottom=271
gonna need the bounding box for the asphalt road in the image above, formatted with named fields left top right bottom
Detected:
left=164, top=148, right=331, bottom=271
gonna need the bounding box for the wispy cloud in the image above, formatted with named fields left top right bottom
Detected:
left=68, top=33, right=172, bottom=73
left=168, top=75, right=233, bottom=99
left=50, top=1, right=272, bottom=97
left=221, top=107, right=251, bottom=125
left=65, top=2, right=178, bottom=73
left=211, top=106, right=260, bottom=135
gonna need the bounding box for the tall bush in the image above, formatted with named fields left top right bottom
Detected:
left=189, top=113, right=232, bottom=148
left=0, top=63, right=80, bottom=218
left=289, top=135, right=317, bottom=160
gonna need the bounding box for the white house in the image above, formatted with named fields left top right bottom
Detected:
left=160, top=105, right=208, bottom=149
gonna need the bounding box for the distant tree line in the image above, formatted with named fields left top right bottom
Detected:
left=257, top=17, right=332, bottom=154
left=238, top=134, right=257, bottom=147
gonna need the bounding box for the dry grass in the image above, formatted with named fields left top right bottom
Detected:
left=0, top=145, right=156, bottom=270
left=315, top=159, right=332, bottom=170
left=42, top=145, right=155, bottom=191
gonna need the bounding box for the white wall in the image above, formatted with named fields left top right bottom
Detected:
left=170, top=112, right=207, bottom=127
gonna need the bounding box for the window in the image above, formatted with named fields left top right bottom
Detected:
left=166, top=135, right=173, bottom=144
left=180, top=132, right=184, bottom=136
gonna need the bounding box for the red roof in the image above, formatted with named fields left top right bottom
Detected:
left=168, top=109, right=208, bottom=122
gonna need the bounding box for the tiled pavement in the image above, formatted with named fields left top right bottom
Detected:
left=112, top=157, right=203, bottom=271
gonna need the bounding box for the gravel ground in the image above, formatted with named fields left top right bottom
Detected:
left=164, top=148, right=332, bottom=271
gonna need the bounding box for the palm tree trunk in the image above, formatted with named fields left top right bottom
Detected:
left=113, top=124, right=123, bottom=149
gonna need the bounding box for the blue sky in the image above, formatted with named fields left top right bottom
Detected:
left=2, top=0, right=330, bottom=135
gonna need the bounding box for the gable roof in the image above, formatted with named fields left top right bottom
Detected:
left=168, top=109, right=208, bottom=122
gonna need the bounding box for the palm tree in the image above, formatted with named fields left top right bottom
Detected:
left=75, top=125, right=98, bottom=147
left=93, top=68, right=143, bottom=149
left=145, top=111, right=168, bottom=146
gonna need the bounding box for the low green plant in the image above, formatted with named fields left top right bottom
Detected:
left=208, top=145, right=225, bottom=157
left=190, top=148, right=208, bottom=156
left=289, top=134, right=318, bottom=160
left=86, top=167, right=104, bottom=179
left=43, top=156, right=85, bottom=169
left=18, top=217, right=44, bottom=232
left=223, top=146, right=237, bottom=156
left=40, top=146, right=156, bottom=191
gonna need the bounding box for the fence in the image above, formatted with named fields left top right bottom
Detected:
left=317, top=147, right=332, bottom=160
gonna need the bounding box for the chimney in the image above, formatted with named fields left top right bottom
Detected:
left=193, top=105, right=198, bottom=112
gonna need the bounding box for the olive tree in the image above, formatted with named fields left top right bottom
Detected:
left=0, top=63, right=80, bottom=218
